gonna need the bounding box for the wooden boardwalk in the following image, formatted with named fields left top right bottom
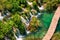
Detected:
left=42, top=6, right=60, bottom=40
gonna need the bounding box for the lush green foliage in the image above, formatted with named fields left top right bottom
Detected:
left=0, top=20, right=12, bottom=38
left=0, top=0, right=59, bottom=40
left=27, top=16, right=41, bottom=32
left=11, top=13, right=26, bottom=35
left=43, top=0, right=60, bottom=12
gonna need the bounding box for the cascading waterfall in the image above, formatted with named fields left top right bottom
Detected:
left=21, top=12, right=41, bottom=34
left=26, top=16, right=29, bottom=23
left=36, top=12, right=41, bottom=17
left=6, top=12, right=11, bottom=16
left=4, top=36, right=10, bottom=40
left=20, top=16, right=30, bottom=34
left=0, top=11, right=41, bottom=40
left=13, top=28, right=24, bottom=40
left=20, top=16, right=29, bottom=27
left=13, top=12, right=42, bottom=40
left=38, top=6, right=44, bottom=10
left=0, top=12, right=4, bottom=20
left=0, top=11, right=11, bottom=20
left=27, top=1, right=33, bottom=6
left=30, top=12, right=41, bottom=18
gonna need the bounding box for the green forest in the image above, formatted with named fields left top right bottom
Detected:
left=0, top=0, right=60, bottom=40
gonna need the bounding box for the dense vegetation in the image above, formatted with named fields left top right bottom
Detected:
left=0, top=0, right=60, bottom=40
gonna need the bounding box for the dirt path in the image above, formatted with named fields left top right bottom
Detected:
left=42, top=6, right=60, bottom=40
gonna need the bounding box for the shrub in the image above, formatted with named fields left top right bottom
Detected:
left=51, top=32, right=60, bottom=40
left=27, top=16, right=41, bottom=32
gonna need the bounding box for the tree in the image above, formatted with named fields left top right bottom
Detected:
left=5, top=2, right=13, bottom=10
left=11, top=13, right=26, bottom=35
left=0, top=20, right=13, bottom=39
left=33, top=1, right=39, bottom=12
left=51, top=32, right=60, bottom=40
left=43, top=0, right=60, bottom=12
left=0, top=5, right=4, bottom=11
left=27, top=16, right=41, bottom=32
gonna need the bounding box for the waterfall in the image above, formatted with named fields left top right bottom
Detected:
left=36, top=13, right=41, bottom=17
left=0, top=12, right=4, bottom=20
left=30, top=12, right=34, bottom=20
left=30, top=12, right=41, bottom=18
left=13, top=28, right=24, bottom=40
left=4, top=36, right=10, bottom=40
left=21, top=16, right=29, bottom=27
left=27, top=1, right=32, bottom=5
left=21, top=16, right=28, bottom=26
left=0, top=12, right=10, bottom=20
left=26, top=16, right=29, bottom=23
left=30, top=12, right=33, bottom=17
left=26, top=1, right=33, bottom=7
left=38, top=6, right=44, bottom=10
left=21, top=16, right=27, bottom=23
left=6, top=12, right=11, bottom=16
left=26, top=30, right=30, bottom=34
left=21, top=16, right=30, bottom=34
left=21, top=16, right=31, bottom=34
left=20, top=12, right=41, bottom=35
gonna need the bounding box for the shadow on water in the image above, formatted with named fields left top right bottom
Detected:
left=55, top=19, right=60, bottom=32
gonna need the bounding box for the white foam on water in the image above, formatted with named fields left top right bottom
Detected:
left=16, top=38, right=23, bottom=40
left=26, top=30, right=30, bottom=34
left=38, top=6, right=44, bottom=10
left=14, top=29, right=24, bottom=40
left=21, top=16, right=29, bottom=27
left=27, top=1, right=32, bottom=5
left=21, top=16, right=27, bottom=24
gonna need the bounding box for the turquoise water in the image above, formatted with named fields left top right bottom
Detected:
left=24, top=12, right=54, bottom=39
left=55, top=19, right=60, bottom=32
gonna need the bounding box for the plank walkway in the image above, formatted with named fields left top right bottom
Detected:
left=42, top=6, right=60, bottom=40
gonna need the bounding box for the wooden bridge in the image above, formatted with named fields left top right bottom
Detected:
left=42, top=6, right=60, bottom=40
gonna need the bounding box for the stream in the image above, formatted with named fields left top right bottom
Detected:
left=0, top=11, right=41, bottom=40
